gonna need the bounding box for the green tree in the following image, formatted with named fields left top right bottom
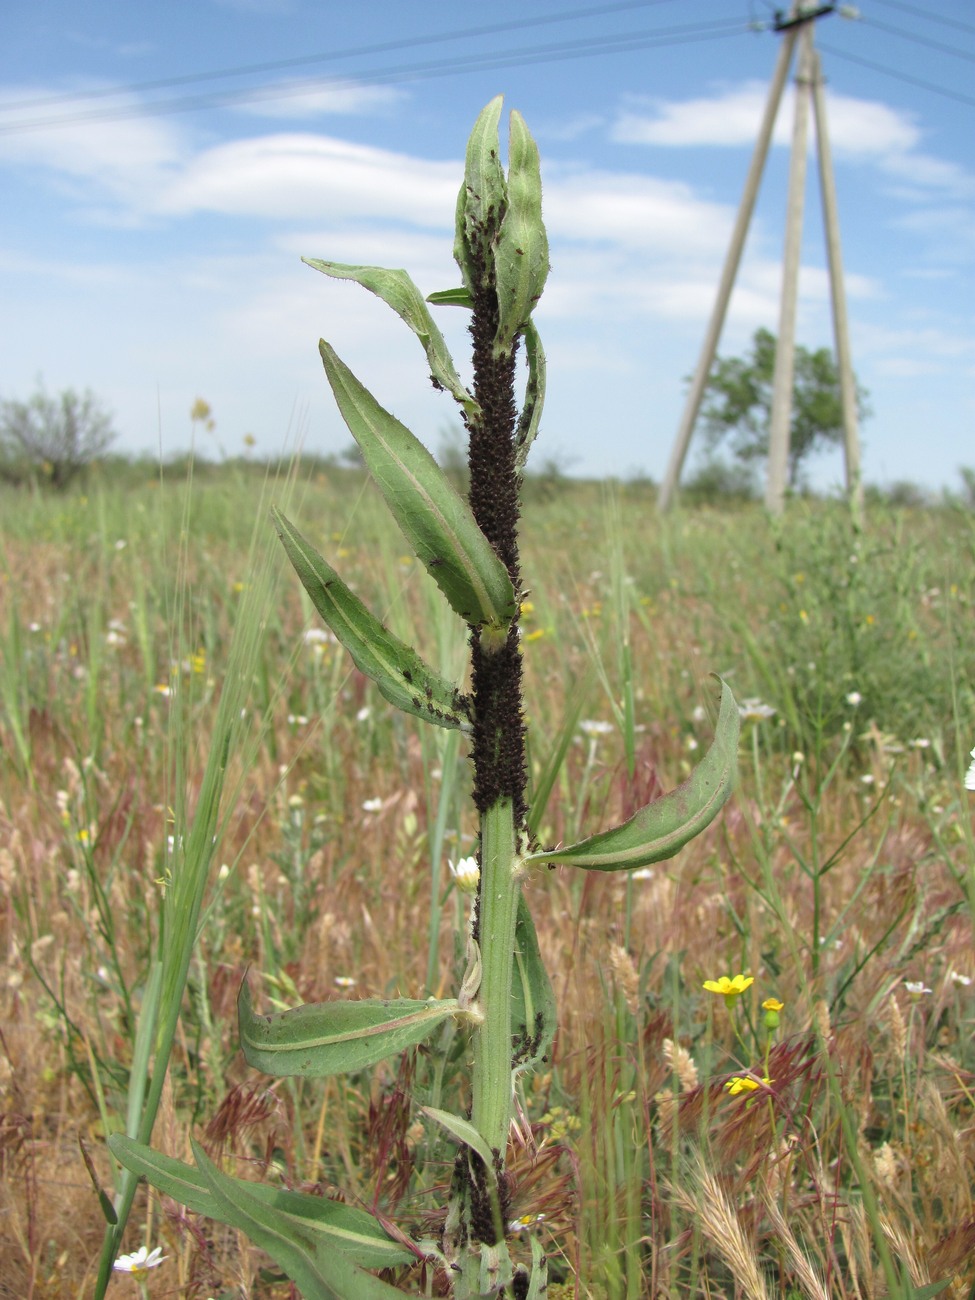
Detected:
left=0, top=383, right=117, bottom=489
left=699, top=327, right=869, bottom=488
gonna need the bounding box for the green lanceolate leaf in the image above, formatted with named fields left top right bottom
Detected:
left=239, top=978, right=460, bottom=1078
left=108, top=1136, right=413, bottom=1271
left=426, top=287, right=474, bottom=309
left=303, top=260, right=477, bottom=419
left=319, top=341, right=517, bottom=633
left=526, top=678, right=740, bottom=871
left=514, top=320, right=546, bottom=476
left=421, top=1106, right=497, bottom=1171
left=494, top=111, right=549, bottom=359
left=191, top=1141, right=406, bottom=1300
left=455, top=95, right=507, bottom=293
left=510, top=893, right=556, bottom=1074
left=272, top=508, right=471, bottom=733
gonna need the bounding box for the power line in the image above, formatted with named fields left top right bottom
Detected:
left=0, top=17, right=749, bottom=136
left=869, top=0, right=975, bottom=38
left=818, top=40, right=975, bottom=107
left=0, top=0, right=687, bottom=114
left=864, top=15, right=975, bottom=64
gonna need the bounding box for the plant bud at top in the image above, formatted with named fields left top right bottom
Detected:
left=493, top=110, right=549, bottom=358
left=454, top=96, right=507, bottom=294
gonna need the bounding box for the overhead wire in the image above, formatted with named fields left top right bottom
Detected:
left=1, top=2, right=971, bottom=138
left=0, top=0, right=690, bottom=113
left=861, top=15, right=975, bottom=64
left=818, top=40, right=975, bottom=108
left=0, top=15, right=750, bottom=136
left=868, top=0, right=975, bottom=38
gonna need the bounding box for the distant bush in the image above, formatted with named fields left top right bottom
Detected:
left=863, top=480, right=932, bottom=509
left=0, top=383, right=117, bottom=489
left=682, top=456, right=758, bottom=505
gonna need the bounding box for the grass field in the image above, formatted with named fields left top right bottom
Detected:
left=1, top=464, right=973, bottom=1298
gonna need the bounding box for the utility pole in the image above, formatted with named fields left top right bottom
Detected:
left=811, top=45, right=863, bottom=523
left=656, top=27, right=798, bottom=513
left=657, top=4, right=862, bottom=516
left=766, top=21, right=814, bottom=513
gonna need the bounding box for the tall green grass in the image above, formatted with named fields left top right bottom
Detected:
left=1, top=473, right=972, bottom=1296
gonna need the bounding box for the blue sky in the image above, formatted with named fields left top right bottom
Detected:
left=1, top=0, right=972, bottom=492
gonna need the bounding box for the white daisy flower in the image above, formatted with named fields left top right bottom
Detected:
left=449, top=856, right=480, bottom=894
left=113, top=1245, right=167, bottom=1278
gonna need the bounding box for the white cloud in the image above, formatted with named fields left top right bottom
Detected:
left=856, top=321, right=975, bottom=371
left=613, top=82, right=920, bottom=158
left=0, top=86, right=186, bottom=211
left=231, top=78, right=407, bottom=120
left=158, top=133, right=459, bottom=226
left=545, top=168, right=733, bottom=258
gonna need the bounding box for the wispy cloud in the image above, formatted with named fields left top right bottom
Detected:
left=612, top=81, right=920, bottom=156
left=0, top=85, right=186, bottom=214
left=230, top=78, right=407, bottom=120
left=158, top=133, right=459, bottom=225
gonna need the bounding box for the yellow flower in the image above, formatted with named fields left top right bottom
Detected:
left=725, top=1074, right=772, bottom=1097
left=762, top=996, right=784, bottom=1030
left=703, top=974, right=754, bottom=1009
left=725, top=1076, right=760, bottom=1096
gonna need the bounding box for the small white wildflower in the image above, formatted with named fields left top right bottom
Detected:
left=579, top=719, right=613, bottom=737
left=846, top=691, right=862, bottom=707
left=449, top=856, right=480, bottom=894
left=691, top=704, right=707, bottom=723
left=908, top=737, right=931, bottom=750
left=303, top=627, right=332, bottom=645
left=859, top=773, right=875, bottom=786
left=631, top=867, right=654, bottom=881
left=113, top=1245, right=167, bottom=1278
left=904, top=981, right=932, bottom=999
left=28, top=621, right=41, bottom=633
left=738, top=698, right=776, bottom=722
left=334, top=975, right=357, bottom=989
left=685, top=736, right=699, bottom=751
left=949, top=971, right=972, bottom=987
left=965, top=746, right=975, bottom=792
left=362, top=797, right=383, bottom=813
left=217, top=863, right=230, bottom=881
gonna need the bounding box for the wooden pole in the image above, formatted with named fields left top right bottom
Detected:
left=657, top=28, right=799, bottom=512
left=766, top=21, right=814, bottom=515
left=810, top=47, right=863, bottom=524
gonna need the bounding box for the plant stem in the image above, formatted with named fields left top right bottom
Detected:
left=463, top=243, right=529, bottom=1243
left=471, top=796, right=521, bottom=1156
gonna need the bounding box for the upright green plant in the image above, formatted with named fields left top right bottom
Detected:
left=111, top=97, right=739, bottom=1297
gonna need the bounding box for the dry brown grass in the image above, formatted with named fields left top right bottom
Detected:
left=1, top=477, right=972, bottom=1296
